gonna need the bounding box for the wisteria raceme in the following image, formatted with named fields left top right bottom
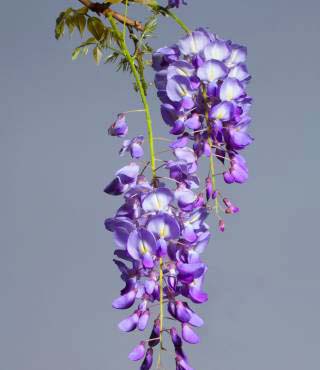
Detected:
left=54, top=0, right=253, bottom=368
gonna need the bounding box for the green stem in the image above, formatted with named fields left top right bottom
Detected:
left=107, top=14, right=156, bottom=179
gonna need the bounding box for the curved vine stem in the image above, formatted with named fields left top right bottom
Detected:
left=107, top=13, right=156, bottom=181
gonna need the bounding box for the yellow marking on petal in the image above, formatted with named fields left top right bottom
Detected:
left=155, top=195, right=161, bottom=210
left=159, top=224, right=169, bottom=238
left=190, top=214, right=200, bottom=224
left=178, top=85, right=187, bottom=97
left=216, top=108, right=224, bottom=120
left=139, top=241, right=148, bottom=255
left=177, top=67, right=188, bottom=77
left=226, top=88, right=234, bottom=101
left=191, top=37, right=196, bottom=53
left=159, top=227, right=166, bottom=238
left=208, top=67, right=215, bottom=81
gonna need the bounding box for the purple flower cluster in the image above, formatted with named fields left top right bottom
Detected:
left=153, top=28, right=253, bottom=185
left=104, top=117, right=213, bottom=369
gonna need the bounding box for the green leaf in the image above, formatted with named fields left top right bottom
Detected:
left=66, top=15, right=75, bottom=35
left=141, top=15, right=157, bottom=41
left=82, top=46, right=89, bottom=56
left=117, top=57, right=131, bottom=72
left=55, top=11, right=65, bottom=40
left=76, top=6, right=89, bottom=15
left=79, top=37, right=96, bottom=47
left=72, top=47, right=81, bottom=60
left=93, top=46, right=103, bottom=65
left=104, top=51, right=120, bottom=64
left=74, top=14, right=86, bottom=37
left=87, top=17, right=105, bottom=41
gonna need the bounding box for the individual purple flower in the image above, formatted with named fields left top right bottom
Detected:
left=118, top=311, right=139, bottom=332
left=142, top=187, right=174, bottom=212
left=223, top=198, right=240, bottom=214
left=140, top=348, right=153, bottom=370
left=108, top=113, right=128, bottom=137
left=196, top=60, right=227, bottom=83
left=104, top=163, right=139, bottom=195
left=147, top=213, right=180, bottom=240
left=219, top=219, right=225, bottom=232
left=127, top=229, right=157, bottom=268
left=209, top=101, right=234, bottom=121
left=149, top=320, right=160, bottom=347
left=219, top=77, right=245, bottom=101
left=182, top=323, right=200, bottom=344
left=203, top=39, right=231, bottom=62
left=129, top=342, right=146, bottom=361
left=176, top=356, right=194, bottom=370
left=225, top=44, right=247, bottom=68
left=120, top=135, right=144, bottom=159
left=112, top=289, right=137, bottom=310
left=166, top=76, right=195, bottom=109
left=178, top=30, right=210, bottom=56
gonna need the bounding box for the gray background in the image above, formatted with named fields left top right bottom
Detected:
left=1, top=0, right=319, bottom=369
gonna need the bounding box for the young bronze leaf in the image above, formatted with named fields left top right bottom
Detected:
left=74, top=14, right=86, bottom=38
left=55, top=11, right=66, bottom=40
left=87, top=17, right=105, bottom=41
left=93, top=46, right=103, bottom=65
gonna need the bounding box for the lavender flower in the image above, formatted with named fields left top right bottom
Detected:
left=108, top=113, right=128, bottom=137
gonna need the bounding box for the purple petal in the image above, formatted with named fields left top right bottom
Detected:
left=112, top=289, right=137, bottom=309
left=184, top=114, right=201, bottom=130
left=189, top=286, right=208, bottom=303
left=178, top=30, right=210, bottom=56
left=128, top=342, right=146, bottom=361
left=108, top=113, right=128, bottom=137
left=116, top=163, right=140, bottom=184
left=143, top=252, right=154, bottom=269
left=118, top=312, right=139, bottom=332
left=142, top=188, right=174, bottom=212
left=210, top=101, right=234, bottom=121
left=228, top=63, right=251, bottom=82
left=138, top=309, right=150, bottom=331
left=104, top=176, right=126, bottom=196
left=167, top=61, right=195, bottom=79
left=182, top=323, right=200, bottom=344
left=140, top=348, right=153, bottom=370
left=197, top=60, right=227, bottom=83
left=219, top=78, right=245, bottom=101
left=203, top=40, right=231, bottom=61
left=225, top=44, right=247, bottom=68
left=147, top=213, right=180, bottom=240
left=167, top=76, right=194, bottom=103
left=175, top=301, right=192, bottom=323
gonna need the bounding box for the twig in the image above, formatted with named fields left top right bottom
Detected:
left=77, top=0, right=144, bottom=31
